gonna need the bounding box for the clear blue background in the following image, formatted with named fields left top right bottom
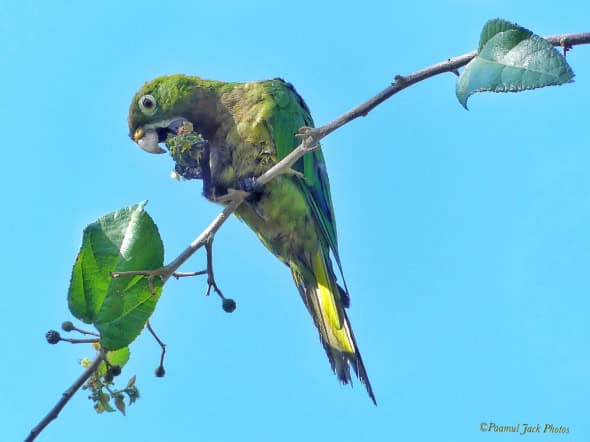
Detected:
left=1, top=1, right=589, bottom=441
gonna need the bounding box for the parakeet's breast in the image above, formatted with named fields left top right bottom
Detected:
left=235, top=177, right=320, bottom=263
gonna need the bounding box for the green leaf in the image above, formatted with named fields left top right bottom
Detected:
left=456, top=18, right=574, bottom=108
left=68, top=202, right=164, bottom=350
left=97, top=391, right=115, bottom=413
left=107, top=347, right=131, bottom=367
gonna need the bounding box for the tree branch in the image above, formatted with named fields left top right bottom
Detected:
left=26, top=350, right=106, bottom=442
left=152, top=31, right=589, bottom=278
left=160, top=198, right=243, bottom=282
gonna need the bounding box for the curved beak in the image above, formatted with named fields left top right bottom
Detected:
left=132, top=127, right=166, bottom=154
left=131, top=117, right=189, bottom=154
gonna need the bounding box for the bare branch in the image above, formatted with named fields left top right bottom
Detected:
left=172, top=271, right=208, bottom=279
left=546, top=32, right=590, bottom=47
left=161, top=197, right=244, bottom=281
left=26, top=350, right=106, bottom=442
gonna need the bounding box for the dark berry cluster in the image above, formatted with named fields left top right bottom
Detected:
left=168, top=137, right=210, bottom=181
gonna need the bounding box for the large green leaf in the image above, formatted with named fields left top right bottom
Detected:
left=456, top=18, right=574, bottom=108
left=68, top=202, right=164, bottom=350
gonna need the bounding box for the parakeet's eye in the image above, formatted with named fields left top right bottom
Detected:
left=138, top=94, right=157, bottom=116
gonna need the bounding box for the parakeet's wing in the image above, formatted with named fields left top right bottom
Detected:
left=266, top=79, right=347, bottom=292
left=264, top=79, right=375, bottom=403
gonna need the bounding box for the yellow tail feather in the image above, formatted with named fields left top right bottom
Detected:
left=313, top=252, right=355, bottom=354
left=291, top=250, right=376, bottom=404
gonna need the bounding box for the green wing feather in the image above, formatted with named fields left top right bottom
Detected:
left=265, top=80, right=346, bottom=289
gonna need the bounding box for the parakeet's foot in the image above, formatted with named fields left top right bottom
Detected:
left=212, top=188, right=251, bottom=204
left=285, top=168, right=305, bottom=179
left=237, top=176, right=264, bottom=193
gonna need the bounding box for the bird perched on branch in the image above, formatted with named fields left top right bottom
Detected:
left=128, top=75, right=375, bottom=404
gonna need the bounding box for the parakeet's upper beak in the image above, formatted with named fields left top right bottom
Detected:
left=131, top=117, right=189, bottom=154
left=132, top=127, right=165, bottom=154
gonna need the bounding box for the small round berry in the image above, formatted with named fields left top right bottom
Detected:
left=155, top=366, right=166, bottom=377
left=46, top=330, right=61, bottom=344
left=110, top=365, right=122, bottom=376
left=222, top=298, right=237, bottom=313
left=61, top=321, right=75, bottom=332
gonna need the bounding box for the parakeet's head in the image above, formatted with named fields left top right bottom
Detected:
left=128, top=74, right=223, bottom=154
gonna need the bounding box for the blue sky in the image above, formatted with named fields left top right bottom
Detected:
left=2, top=1, right=589, bottom=441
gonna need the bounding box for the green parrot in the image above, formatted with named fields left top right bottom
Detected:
left=128, top=74, right=375, bottom=404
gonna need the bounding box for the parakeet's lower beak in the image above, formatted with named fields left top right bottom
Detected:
left=131, top=117, right=190, bottom=154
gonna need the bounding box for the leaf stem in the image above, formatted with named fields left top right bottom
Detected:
left=60, top=337, right=100, bottom=344
left=70, top=325, right=100, bottom=337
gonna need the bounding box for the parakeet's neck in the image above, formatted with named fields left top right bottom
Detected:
left=178, top=78, right=236, bottom=143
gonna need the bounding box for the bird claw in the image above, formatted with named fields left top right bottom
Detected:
left=213, top=188, right=250, bottom=203
left=286, top=168, right=305, bottom=179
left=295, top=126, right=321, bottom=150
left=237, top=176, right=264, bottom=193
left=295, top=126, right=316, bottom=139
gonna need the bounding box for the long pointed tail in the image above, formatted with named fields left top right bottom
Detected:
left=291, top=250, right=376, bottom=404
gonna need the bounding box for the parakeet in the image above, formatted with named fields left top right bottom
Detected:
left=128, top=75, right=375, bottom=404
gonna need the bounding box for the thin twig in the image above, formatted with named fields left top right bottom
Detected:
left=26, top=350, right=106, bottom=442
left=146, top=321, right=166, bottom=373
left=204, top=236, right=226, bottom=300
left=161, top=198, right=244, bottom=282
left=60, top=337, right=100, bottom=344
left=172, top=270, right=208, bottom=279
left=70, top=326, right=100, bottom=337
left=112, top=198, right=243, bottom=285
